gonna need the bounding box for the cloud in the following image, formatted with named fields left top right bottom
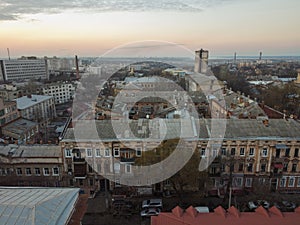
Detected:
left=0, top=0, right=236, bottom=21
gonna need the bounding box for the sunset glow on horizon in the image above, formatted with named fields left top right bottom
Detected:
left=0, top=0, right=300, bottom=58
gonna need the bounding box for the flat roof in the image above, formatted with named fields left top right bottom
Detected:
left=0, top=187, right=79, bottom=225
left=62, top=119, right=300, bottom=142
left=0, top=145, right=61, bottom=158
left=16, top=95, right=53, bottom=110
left=2, top=118, right=37, bottom=136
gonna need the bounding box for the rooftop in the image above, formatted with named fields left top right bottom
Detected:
left=62, top=119, right=300, bottom=142
left=0, top=187, right=79, bottom=225
left=16, top=95, right=53, bottom=110
left=152, top=205, right=300, bottom=225
left=2, top=118, right=37, bottom=136
left=0, top=144, right=61, bottom=158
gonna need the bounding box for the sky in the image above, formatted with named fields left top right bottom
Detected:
left=0, top=0, right=300, bottom=58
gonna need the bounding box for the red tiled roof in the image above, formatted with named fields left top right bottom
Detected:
left=151, top=206, right=300, bottom=225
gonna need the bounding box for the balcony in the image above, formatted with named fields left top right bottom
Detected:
left=73, top=157, right=86, bottom=164
left=271, top=172, right=283, bottom=178
left=120, top=157, right=135, bottom=163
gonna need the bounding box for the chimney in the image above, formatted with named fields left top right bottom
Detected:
left=75, top=55, right=80, bottom=79
left=194, top=49, right=209, bottom=74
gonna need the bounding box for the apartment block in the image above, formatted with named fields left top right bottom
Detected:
left=60, top=119, right=300, bottom=195
left=39, top=82, right=76, bottom=104
left=0, top=59, right=49, bottom=81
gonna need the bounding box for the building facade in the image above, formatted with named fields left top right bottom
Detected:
left=59, top=119, right=300, bottom=195
left=1, top=118, right=38, bottom=144
left=0, top=59, right=49, bottom=81
left=37, top=82, right=76, bottom=104
left=15, top=94, right=56, bottom=127
left=0, top=145, right=63, bottom=187
left=0, top=98, right=19, bottom=127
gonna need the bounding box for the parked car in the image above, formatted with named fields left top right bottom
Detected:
left=248, top=200, right=270, bottom=210
left=140, top=208, right=161, bottom=217
left=142, top=199, right=163, bottom=209
left=282, top=201, right=297, bottom=210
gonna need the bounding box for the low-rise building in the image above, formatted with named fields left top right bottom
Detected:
left=15, top=94, right=56, bottom=127
left=0, top=145, right=63, bottom=186
left=0, top=84, right=21, bottom=101
left=0, top=187, right=79, bottom=225
left=1, top=118, right=38, bottom=144
left=60, top=118, right=300, bottom=195
left=152, top=205, right=300, bottom=225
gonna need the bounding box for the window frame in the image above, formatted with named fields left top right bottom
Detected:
left=53, top=167, right=59, bottom=176
left=261, top=148, right=268, bottom=157
left=86, top=148, right=93, bottom=157
left=43, top=168, right=50, bottom=176
left=249, top=147, right=255, bottom=156
left=240, top=147, right=245, bottom=156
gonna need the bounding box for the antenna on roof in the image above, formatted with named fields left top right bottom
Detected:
left=7, top=48, right=11, bottom=60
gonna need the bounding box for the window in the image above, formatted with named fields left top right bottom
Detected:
left=240, top=148, right=245, bottom=156
left=259, top=178, right=266, bottom=184
left=261, top=164, right=266, bottom=172
left=115, top=179, right=121, bottom=187
left=212, top=149, right=218, bottom=157
left=86, top=148, right=92, bottom=157
left=276, top=149, right=281, bottom=158
left=104, top=148, right=110, bottom=157
left=294, top=148, right=299, bottom=158
left=17, top=168, right=22, bottom=175
left=65, top=149, right=72, bottom=158
left=136, top=148, right=142, bottom=157
left=88, top=165, right=93, bottom=173
left=35, top=168, right=40, bottom=176
left=288, top=177, right=295, bottom=187
left=297, top=177, right=300, bottom=187
left=245, top=178, right=252, bottom=187
left=201, top=148, right=206, bottom=156
left=292, top=164, right=297, bottom=172
left=89, top=178, right=94, bottom=186
left=95, top=149, right=101, bottom=157
left=97, top=163, right=101, bottom=173
left=285, top=148, right=290, bottom=157
left=231, top=148, right=236, bottom=156
left=125, top=164, right=132, bottom=173
left=283, top=163, right=288, bottom=172
left=114, top=163, right=120, bottom=173
left=43, top=168, right=50, bottom=176
left=261, top=148, right=268, bottom=157
left=221, top=164, right=225, bottom=172
left=114, top=148, right=120, bottom=157
left=53, top=168, right=59, bottom=176
left=234, top=177, right=243, bottom=187
left=79, top=179, right=83, bottom=186
left=221, top=148, right=226, bottom=156
left=280, top=177, right=286, bottom=187
left=238, top=163, right=244, bottom=172
left=26, top=168, right=31, bottom=176
left=249, top=148, right=255, bottom=156
left=247, top=163, right=253, bottom=172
